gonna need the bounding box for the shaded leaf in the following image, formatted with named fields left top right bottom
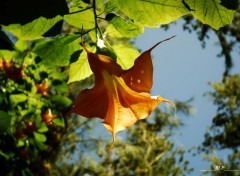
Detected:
left=0, top=110, right=12, bottom=132
left=33, top=34, right=81, bottom=66
left=51, top=95, right=72, bottom=108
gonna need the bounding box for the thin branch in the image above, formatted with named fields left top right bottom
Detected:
left=92, top=0, right=103, bottom=38
left=68, top=6, right=93, bottom=15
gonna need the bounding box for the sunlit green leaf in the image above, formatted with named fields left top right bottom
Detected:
left=119, top=0, right=189, bottom=27
left=2, top=16, right=62, bottom=40
left=113, top=44, right=140, bottom=69
left=68, top=46, right=96, bottom=83
left=0, top=50, right=18, bottom=61
left=0, top=110, right=12, bottom=132
left=53, top=117, right=65, bottom=127
left=37, top=125, right=49, bottom=133
left=106, top=24, right=123, bottom=38
left=104, top=0, right=120, bottom=13
left=64, top=7, right=95, bottom=29
left=33, top=34, right=81, bottom=66
left=186, top=0, right=236, bottom=30
left=52, top=81, right=69, bottom=93
left=15, top=40, right=28, bottom=52
left=108, top=15, right=144, bottom=38
left=96, top=0, right=104, bottom=13
left=71, top=0, right=90, bottom=7
left=51, top=95, right=72, bottom=108
left=10, top=94, right=28, bottom=105
left=16, top=139, right=25, bottom=147
left=33, top=132, right=47, bottom=142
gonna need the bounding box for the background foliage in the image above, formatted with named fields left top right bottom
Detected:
left=0, top=0, right=239, bottom=175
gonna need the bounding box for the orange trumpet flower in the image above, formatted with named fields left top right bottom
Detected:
left=70, top=36, right=175, bottom=146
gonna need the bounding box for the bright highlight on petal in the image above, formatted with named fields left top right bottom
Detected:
left=69, top=36, right=176, bottom=147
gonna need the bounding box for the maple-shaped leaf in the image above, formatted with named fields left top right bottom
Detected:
left=69, top=36, right=175, bottom=147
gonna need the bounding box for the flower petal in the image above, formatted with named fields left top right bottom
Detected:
left=101, top=71, right=165, bottom=142
left=70, top=36, right=176, bottom=147
left=122, top=36, right=176, bottom=93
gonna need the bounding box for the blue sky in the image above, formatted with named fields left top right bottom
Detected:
left=134, top=20, right=240, bottom=175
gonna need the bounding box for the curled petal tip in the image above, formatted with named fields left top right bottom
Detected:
left=162, top=98, right=177, bottom=118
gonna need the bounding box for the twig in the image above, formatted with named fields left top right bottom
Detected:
left=92, top=0, right=103, bottom=38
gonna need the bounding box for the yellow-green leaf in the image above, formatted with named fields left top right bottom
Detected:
left=68, top=46, right=96, bottom=83
left=2, top=16, right=62, bottom=40
left=64, top=7, right=95, bottom=29
left=119, top=0, right=189, bottom=27
left=113, top=44, right=140, bottom=69
left=186, top=0, right=236, bottom=30
left=108, top=15, right=144, bottom=38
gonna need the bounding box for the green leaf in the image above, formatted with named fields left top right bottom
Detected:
left=0, top=110, right=12, bottom=132
left=16, top=139, right=25, bottom=147
left=37, top=124, right=49, bottom=133
left=68, top=46, right=96, bottom=83
left=52, top=81, right=69, bottom=93
left=51, top=95, right=72, bottom=108
left=0, top=150, right=10, bottom=159
left=33, top=132, right=47, bottom=142
left=0, top=50, right=18, bottom=61
left=33, top=34, right=81, bottom=66
left=64, top=7, right=95, bottom=29
left=107, top=15, right=144, bottom=38
left=113, top=45, right=140, bottom=69
left=15, top=40, right=28, bottom=52
left=53, top=117, right=65, bottom=127
left=186, top=0, right=236, bottom=30
left=10, top=94, right=28, bottom=105
left=2, top=16, right=62, bottom=40
left=119, top=0, right=189, bottom=27
left=71, top=0, right=90, bottom=7
left=106, top=24, right=123, bottom=38
left=104, top=0, right=120, bottom=13
left=34, top=139, right=46, bottom=150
